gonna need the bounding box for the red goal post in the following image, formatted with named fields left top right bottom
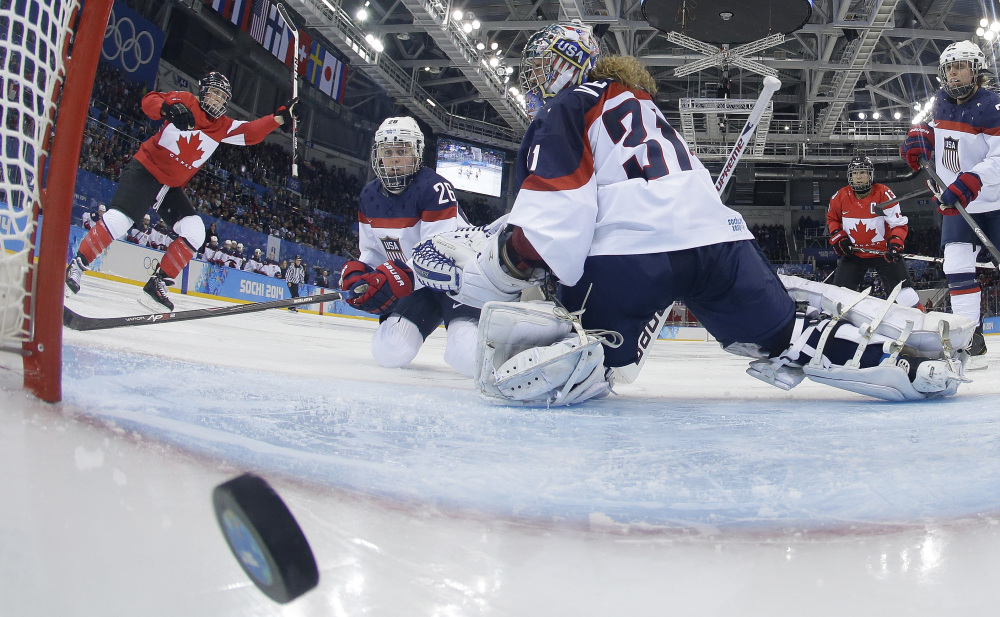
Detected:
left=0, top=0, right=113, bottom=402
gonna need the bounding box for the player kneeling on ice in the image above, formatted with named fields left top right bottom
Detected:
left=338, top=117, right=480, bottom=376
left=410, top=22, right=973, bottom=406
left=64, top=72, right=297, bottom=312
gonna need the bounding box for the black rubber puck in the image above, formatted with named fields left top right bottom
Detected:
left=212, top=473, right=319, bottom=603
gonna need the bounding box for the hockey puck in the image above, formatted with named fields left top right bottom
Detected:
left=212, top=473, right=319, bottom=603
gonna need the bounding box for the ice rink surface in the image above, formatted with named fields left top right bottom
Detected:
left=4, top=276, right=1000, bottom=616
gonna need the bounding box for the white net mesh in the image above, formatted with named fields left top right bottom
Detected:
left=0, top=0, right=79, bottom=346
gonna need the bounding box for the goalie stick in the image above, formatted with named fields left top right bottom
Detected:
left=63, top=290, right=347, bottom=331
left=614, top=78, right=782, bottom=384
left=275, top=3, right=300, bottom=179
left=614, top=78, right=783, bottom=384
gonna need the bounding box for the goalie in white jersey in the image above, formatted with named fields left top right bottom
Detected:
left=412, top=21, right=976, bottom=406
left=900, top=40, right=998, bottom=361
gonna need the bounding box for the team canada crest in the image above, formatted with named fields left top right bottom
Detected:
left=380, top=236, right=407, bottom=263
left=942, top=137, right=961, bottom=174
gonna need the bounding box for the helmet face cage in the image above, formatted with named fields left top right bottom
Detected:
left=199, top=72, right=232, bottom=118
left=938, top=41, right=985, bottom=99
left=518, top=21, right=601, bottom=117
left=847, top=156, right=874, bottom=193
left=371, top=117, right=424, bottom=191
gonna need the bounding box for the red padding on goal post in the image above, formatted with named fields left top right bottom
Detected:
left=23, top=0, right=115, bottom=403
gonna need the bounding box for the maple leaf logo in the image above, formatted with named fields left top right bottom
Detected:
left=849, top=221, right=879, bottom=245
left=175, top=133, right=204, bottom=167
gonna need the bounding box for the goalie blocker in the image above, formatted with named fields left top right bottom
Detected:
left=414, top=228, right=974, bottom=405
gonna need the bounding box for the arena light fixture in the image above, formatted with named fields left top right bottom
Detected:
left=356, top=1, right=369, bottom=21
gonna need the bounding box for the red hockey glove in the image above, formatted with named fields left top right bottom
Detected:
left=274, top=98, right=298, bottom=132
left=829, top=229, right=853, bottom=258
left=900, top=123, right=934, bottom=172
left=340, top=260, right=372, bottom=290
left=344, top=260, right=414, bottom=315
left=934, top=171, right=982, bottom=214
left=160, top=101, right=195, bottom=130
left=885, top=237, right=905, bottom=262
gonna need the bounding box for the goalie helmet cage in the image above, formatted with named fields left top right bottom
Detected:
left=0, top=0, right=113, bottom=403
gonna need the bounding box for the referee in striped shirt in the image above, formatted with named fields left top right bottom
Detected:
left=285, top=255, right=306, bottom=312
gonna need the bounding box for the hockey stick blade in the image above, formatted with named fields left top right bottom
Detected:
left=63, top=291, right=346, bottom=331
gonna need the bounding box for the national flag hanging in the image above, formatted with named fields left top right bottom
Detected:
left=249, top=0, right=270, bottom=45
left=290, top=30, right=311, bottom=78
left=319, top=55, right=339, bottom=97
left=269, top=14, right=291, bottom=61
left=262, top=3, right=285, bottom=50
left=231, top=0, right=253, bottom=30
left=306, top=40, right=325, bottom=87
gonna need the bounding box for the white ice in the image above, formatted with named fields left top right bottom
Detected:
left=4, top=276, right=1000, bottom=616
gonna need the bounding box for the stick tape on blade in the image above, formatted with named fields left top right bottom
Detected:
left=212, top=473, right=319, bottom=603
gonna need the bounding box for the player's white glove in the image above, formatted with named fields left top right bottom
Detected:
left=412, top=226, right=542, bottom=308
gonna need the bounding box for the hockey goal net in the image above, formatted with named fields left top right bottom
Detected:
left=0, top=0, right=112, bottom=402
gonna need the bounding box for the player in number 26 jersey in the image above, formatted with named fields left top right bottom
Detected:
left=413, top=22, right=973, bottom=405
left=339, top=117, right=480, bottom=377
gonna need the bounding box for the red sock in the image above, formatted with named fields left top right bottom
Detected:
left=77, top=221, right=114, bottom=265
left=159, top=238, right=196, bottom=279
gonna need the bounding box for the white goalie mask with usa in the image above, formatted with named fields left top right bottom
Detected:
left=518, top=21, right=601, bottom=118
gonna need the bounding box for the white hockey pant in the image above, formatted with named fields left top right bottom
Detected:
left=737, top=276, right=975, bottom=401
left=475, top=300, right=619, bottom=406
left=371, top=315, right=479, bottom=377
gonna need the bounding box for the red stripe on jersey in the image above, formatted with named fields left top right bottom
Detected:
left=359, top=212, right=420, bottom=228
left=934, top=119, right=996, bottom=135
left=950, top=286, right=982, bottom=295
left=421, top=206, right=457, bottom=222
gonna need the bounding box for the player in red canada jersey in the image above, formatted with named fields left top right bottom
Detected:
left=64, top=72, right=297, bottom=311
left=827, top=156, right=921, bottom=309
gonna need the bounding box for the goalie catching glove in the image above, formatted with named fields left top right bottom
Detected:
left=339, top=259, right=413, bottom=315
left=412, top=219, right=546, bottom=308
left=160, top=101, right=195, bottom=130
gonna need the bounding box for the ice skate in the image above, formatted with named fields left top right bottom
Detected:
left=139, top=269, right=175, bottom=312
left=967, top=323, right=988, bottom=370
left=64, top=256, right=87, bottom=295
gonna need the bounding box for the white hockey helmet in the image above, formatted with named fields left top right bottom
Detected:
left=97, top=204, right=106, bottom=214
left=371, top=116, right=424, bottom=191
left=237, top=242, right=243, bottom=252
left=938, top=41, right=986, bottom=99
left=847, top=155, right=874, bottom=193
left=199, top=71, right=232, bottom=118
left=519, top=20, right=601, bottom=118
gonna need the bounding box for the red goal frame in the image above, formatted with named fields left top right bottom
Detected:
left=20, top=0, right=114, bottom=402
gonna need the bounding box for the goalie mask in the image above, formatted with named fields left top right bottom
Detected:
left=938, top=41, right=986, bottom=100
left=199, top=71, right=231, bottom=119
left=371, top=116, right=424, bottom=192
left=847, top=155, right=874, bottom=194
left=519, top=20, right=601, bottom=118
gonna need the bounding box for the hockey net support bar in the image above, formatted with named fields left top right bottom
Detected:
left=0, top=0, right=114, bottom=402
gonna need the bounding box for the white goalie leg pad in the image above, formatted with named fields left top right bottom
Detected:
left=802, top=356, right=966, bottom=401
left=746, top=358, right=806, bottom=390
left=779, top=275, right=975, bottom=354
left=493, top=334, right=608, bottom=405
left=475, top=300, right=615, bottom=405
left=443, top=318, right=478, bottom=378
left=371, top=315, right=424, bottom=368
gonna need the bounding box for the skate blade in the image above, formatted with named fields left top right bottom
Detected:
left=137, top=294, right=173, bottom=314
left=966, top=355, right=989, bottom=371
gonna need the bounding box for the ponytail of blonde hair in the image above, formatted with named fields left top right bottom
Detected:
left=589, top=55, right=658, bottom=97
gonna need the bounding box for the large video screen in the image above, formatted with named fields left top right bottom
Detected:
left=435, top=137, right=505, bottom=198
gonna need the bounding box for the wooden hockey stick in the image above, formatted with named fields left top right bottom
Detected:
left=918, top=156, right=1000, bottom=266
left=63, top=291, right=347, bottom=331
left=275, top=3, right=300, bottom=179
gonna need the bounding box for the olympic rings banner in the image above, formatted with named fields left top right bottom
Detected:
left=101, top=1, right=165, bottom=88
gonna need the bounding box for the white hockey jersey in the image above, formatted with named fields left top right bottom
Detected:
left=930, top=86, right=1000, bottom=214
left=507, top=79, right=754, bottom=286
